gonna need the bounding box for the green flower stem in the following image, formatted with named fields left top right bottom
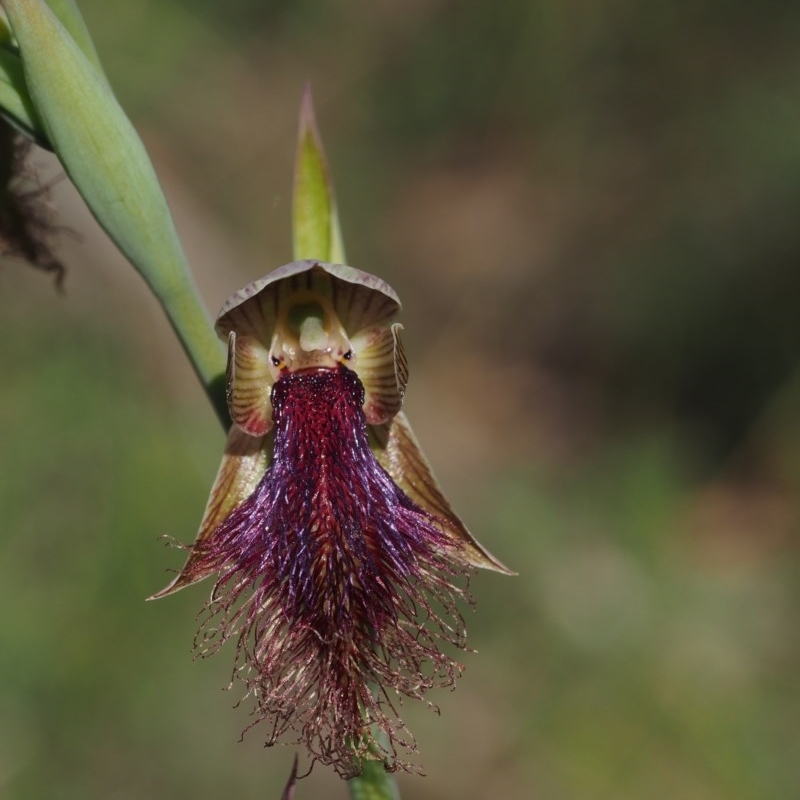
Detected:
left=156, top=280, right=230, bottom=428
left=348, top=760, right=401, bottom=800
left=348, top=728, right=402, bottom=800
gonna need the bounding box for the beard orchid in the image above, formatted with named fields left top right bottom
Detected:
left=151, top=259, right=511, bottom=777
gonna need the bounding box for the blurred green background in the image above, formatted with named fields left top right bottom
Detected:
left=1, top=1, right=799, bottom=798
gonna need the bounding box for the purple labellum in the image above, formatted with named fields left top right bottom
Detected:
left=193, top=365, right=467, bottom=776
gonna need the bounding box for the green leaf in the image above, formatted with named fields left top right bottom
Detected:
left=292, top=84, right=346, bottom=264
left=3, top=0, right=228, bottom=425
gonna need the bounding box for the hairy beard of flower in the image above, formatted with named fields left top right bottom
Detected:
left=192, top=365, right=470, bottom=777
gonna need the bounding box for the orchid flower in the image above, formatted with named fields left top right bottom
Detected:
left=151, top=259, right=512, bottom=777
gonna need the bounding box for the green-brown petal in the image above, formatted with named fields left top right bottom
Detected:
left=149, top=426, right=271, bottom=599
left=351, top=322, right=408, bottom=425
left=226, top=331, right=274, bottom=436
left=370, top=412, right=515, bottom=575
